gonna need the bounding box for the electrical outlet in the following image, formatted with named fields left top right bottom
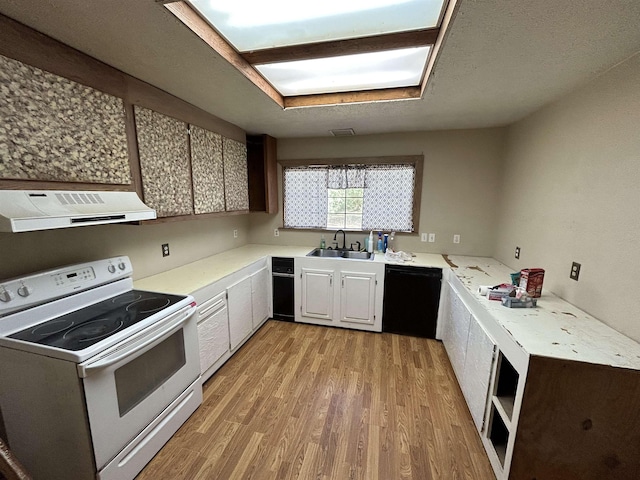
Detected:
left=570, top=261, right=581, bottom=281
left=453, top=234, right=460, bottom=244
left=233, top=229, right=238, bottom=238
left=161, top=243, right=170, bottom=257
left=421, top=233, right=428, bottom=242
left=428, top=233, right=436, bottom=243
left=515, top=246, right=520, bottom=259
left=274, top=229, right=279, bottom=237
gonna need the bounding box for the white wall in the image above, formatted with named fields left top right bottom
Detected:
left=494, top=52, right=640, bottom=342
left=0, top=215, right=250, bottom=280
left=249, top=128, right=506, bottom=256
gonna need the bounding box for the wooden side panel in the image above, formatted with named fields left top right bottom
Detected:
left=190, top=125, right=224, bottom=214
left=510, top=356, right=640, bottom=480
left=134, top=106, right=193, bottom=217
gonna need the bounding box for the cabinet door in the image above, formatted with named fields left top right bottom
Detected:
left=197, top=292, right=229, bottom=375
left=442, top=283, right=471, bottom=382
left=339, top=271, right=376, bottom=325
left=301, top=268, right=334, bottom=321
left=461, top=315, right=497, bottom=432
left=190, top=125, right=225, bottom=214
left=223, top=137, right=249, bottom=211
left=251, top=266, right=270, bottom=328
left=0, top=55, right=130, bottom=185
left=135, top=106, right=193, bottom=217
left=227, top=276, right=253, bottom=350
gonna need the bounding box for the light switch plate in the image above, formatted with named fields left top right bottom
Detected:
left=453, top=234, right=460, bottom=244
left=274, top=229, right=279, bottom=237
left=428, top=233, right=436, bottom=243
left=233, top=229, right=238, bottom=238
left=421, top=233, right=428, bottom=242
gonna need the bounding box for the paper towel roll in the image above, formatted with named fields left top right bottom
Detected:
left=478, top=285, right=492, bottom=296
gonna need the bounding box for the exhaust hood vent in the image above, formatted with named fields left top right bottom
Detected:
left=0, top=190, right=156, bottom=233
left=329, top=128, right=356, bottom=137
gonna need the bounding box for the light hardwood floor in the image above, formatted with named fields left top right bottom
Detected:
left=137, top=321, right=495, bottom=480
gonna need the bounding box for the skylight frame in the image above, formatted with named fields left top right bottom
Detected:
left=163, top=0, right=457, bottom=108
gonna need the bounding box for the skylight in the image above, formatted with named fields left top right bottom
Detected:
left=255, top=47, right=431, bottom=96
left=165, top=0, right=452, bottom=107
left=188, top=0, right=445, bottom=51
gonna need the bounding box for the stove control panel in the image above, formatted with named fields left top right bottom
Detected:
left=0, top=256, right=133, bottom=317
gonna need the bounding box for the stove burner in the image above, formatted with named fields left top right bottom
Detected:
left=126, top=297, right=171, bottom=314
left=111, top=292, right=143, bottom=305
left=63, top=318, right=124, bottom=343
left=31, top=318, right=75, bottom=336
left=7, top=289, right=186, bottom=352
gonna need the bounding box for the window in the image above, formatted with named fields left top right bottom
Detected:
left=328, top=188, right=364, bottom=229
left=282, top=157, right=421, bottom=232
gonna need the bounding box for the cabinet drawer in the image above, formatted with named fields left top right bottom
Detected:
left=197, top=292, right=229, bottom=374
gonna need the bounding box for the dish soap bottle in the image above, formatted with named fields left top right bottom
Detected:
left=320, top=235, right=326, bottom=249
left=377, top=232, right=383, bottom=252
left=367, top=231, right=374, bottom=253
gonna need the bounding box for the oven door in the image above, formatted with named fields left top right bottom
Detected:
left=77, top=304, right=200, bottom=470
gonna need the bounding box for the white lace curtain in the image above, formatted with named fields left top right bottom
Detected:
left=283, top=164, right=415, bottom=232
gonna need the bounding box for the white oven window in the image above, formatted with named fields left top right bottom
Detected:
left=114, top=330, right=186, bottom=416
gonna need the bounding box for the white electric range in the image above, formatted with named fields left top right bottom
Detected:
left=0, top=256, right=202, bottom=480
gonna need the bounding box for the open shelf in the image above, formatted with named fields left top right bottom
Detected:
left=493, top=352, right=519, bottom=423
left=488, top=403, right=509, bottom=467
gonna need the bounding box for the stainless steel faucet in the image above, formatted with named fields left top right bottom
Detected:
left=333, top=229, right=346, bottom=250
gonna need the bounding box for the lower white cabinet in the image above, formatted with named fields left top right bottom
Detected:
left=440, top=280, right=497, bottom=432
left=339, top=271, right=376, bottom=326
left=227, top=276, right=253, bottom=351
left=461, top=314, right=497, bottom=431
left=196, top=292, right=229, bottom=375
left=250, top=266, right=270, bottom=328
left=295, top=258, right=384, bottom=332
left=191, top=258, right=271, bottom=382
left=301, top=268, right=334, bottom=321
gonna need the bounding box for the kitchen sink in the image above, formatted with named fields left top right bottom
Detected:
left=306, top=248, right=374, bottom=260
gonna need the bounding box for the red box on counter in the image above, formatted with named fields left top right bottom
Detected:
left=519, top=268, right=545, bottom=298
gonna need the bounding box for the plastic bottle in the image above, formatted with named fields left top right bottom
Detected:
left=377, top=232, right=383, bottom=252
left=320, top=235, right=326, bottom=249
left=383, top=234, right=389, bottom=253
left=367, top=231, right=374, bottom=253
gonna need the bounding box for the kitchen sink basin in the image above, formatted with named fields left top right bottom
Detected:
left=306, top=248, right=374, bottom=260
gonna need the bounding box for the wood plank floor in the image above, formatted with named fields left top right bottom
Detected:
left=137, top=321, right=495, bottom=480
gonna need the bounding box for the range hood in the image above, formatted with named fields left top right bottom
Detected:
left=0, top=190, right=156, bottom=232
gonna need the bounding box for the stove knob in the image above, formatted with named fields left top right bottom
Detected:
left=108, top=264, right=116, bottom=274
left=118, top=262, right=127, bottom=271
left=0, top=289, right=13, bottom=303
left=17, top=284, right=32, bottom=297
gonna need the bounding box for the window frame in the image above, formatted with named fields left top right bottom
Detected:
left=280, top=155, right=423, bottom=233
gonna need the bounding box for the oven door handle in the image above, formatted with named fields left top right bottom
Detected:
left=77, top=307, right=193, bottom=378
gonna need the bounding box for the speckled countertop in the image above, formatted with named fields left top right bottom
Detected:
left=134, top=244, right=449, bottom=294
left=134, top=245, right=640, bottom=370
left=447, top=255, right=640, bottom=370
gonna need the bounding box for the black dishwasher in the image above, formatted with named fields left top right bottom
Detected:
left=272, top=257, right=295, bottom=322
left=382, top=265, right=442, bottom=338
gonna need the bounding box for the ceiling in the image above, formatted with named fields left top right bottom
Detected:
left=1, top=0, right=640, bottom=138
